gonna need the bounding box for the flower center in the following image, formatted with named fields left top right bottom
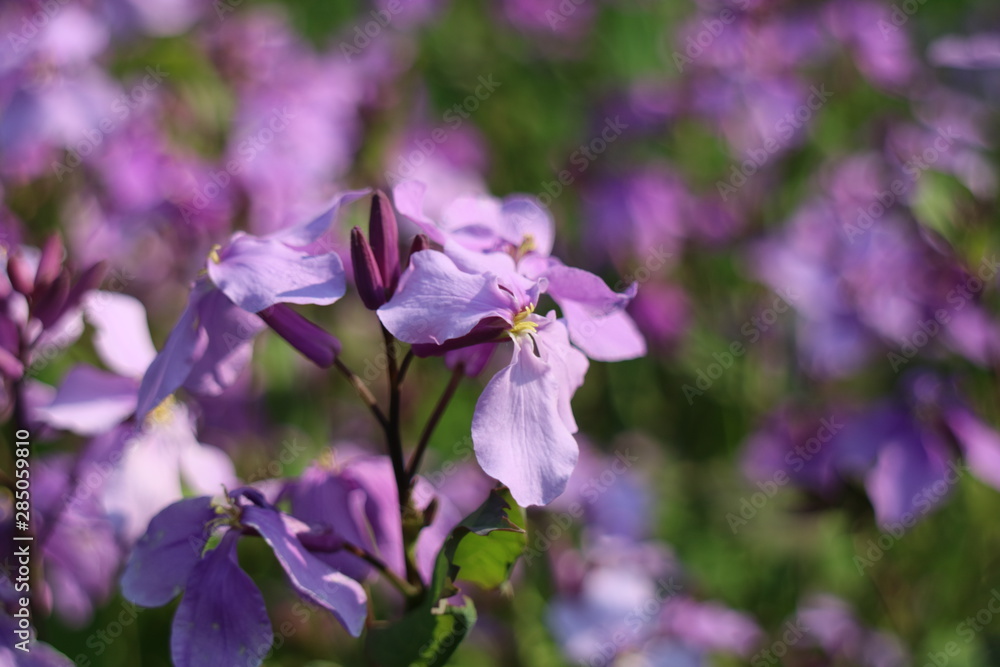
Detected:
left=509, top=304, right=538, bottom=336
left=145, top=395, right=177, bottom=428
left=208, top=244, right=223, bottom=264
left=515, top=234, right=536, bottom=261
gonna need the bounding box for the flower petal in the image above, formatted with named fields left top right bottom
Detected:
left=83, top=291, right=157, bottom=378
left=545, top=264, right=646, bottom=361
left=121, top=496, right=217, bottom=607
left=208, top=234, right=347, bottom=313
left=472, top=337, right=579, bottom=506
left=171, top=531, right=273, bottom=667
left=240, top=506, right=368, bottom=637
left=534, top=316, right=589, bottom=433
left=135, top=282, right=208, bottom=420
left=378, top=250, right=515, bottom=345
left=392, top=180, right=448, bottom=245
left=33, top=364, right=138, bottom=435
left=267, top=189, right=371, bottom=247
left=183, top=288, right=264, bottom=396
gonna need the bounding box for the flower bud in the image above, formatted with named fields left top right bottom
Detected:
left=369, top=191, right=400, bottom=295
left=350, top=226, right=385, bottom=310
left=408, top=234, right=431, bottom=259
left=35, top=235, right=64, bottom=292
left=33, top=271, right=70, bottom=328
left=7, top=253, right=35, bottom=296
left=259, top=304, right=341, bottom=368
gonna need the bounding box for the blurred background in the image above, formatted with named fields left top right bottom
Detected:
left=2, top=0, right=1000, bottom=665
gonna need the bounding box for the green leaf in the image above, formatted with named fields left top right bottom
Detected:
left=365, top=543, right=476, bottom=667
left=363, top=489, right=525, bottom=665
left=447, top=488, right=526, bottom=590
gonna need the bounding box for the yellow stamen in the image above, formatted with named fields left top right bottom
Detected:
left=515, top=234, right=537, bottom=261
left=208, top=244, right=223, bottom=264
left=509, top=304, right=538, bottom=336
left=145, top=395, right=177, bottom=428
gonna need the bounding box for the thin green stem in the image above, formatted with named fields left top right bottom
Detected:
left=397, top=349, right=415, bottom=384
left=333, top=358, right=388, bottom=428
left=341, top=542, right=420, bottom=599
left=406, top=363, right=465, bottom=484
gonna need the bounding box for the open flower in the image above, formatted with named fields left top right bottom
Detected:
left=378, top=249, right=588, bottom=505
left=121, top=491, right=367, bottom=667
left=391, top=179, right=646, bottom=362
left=136, top=191, right=367, bottom=418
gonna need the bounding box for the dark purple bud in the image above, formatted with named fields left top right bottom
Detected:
left=7, top=253, right=35, bottom=296
left=35, top=235, right=64, bottom=292
left=259, top=304, right=341, bottom=368
left=407, top=234, right=431, bottom=269
left=0, top=346, right=23, bottom=380
left=369, top=191, right=400, bottom=295
left=64, top=261, right=108, bottom=313
left=350, top=226, right=385, bottom=310
left=33, top=271, right=70, bottom=328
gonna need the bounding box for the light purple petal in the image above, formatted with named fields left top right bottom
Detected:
left=947, top=408, right=1000, bottom=489
left=207, top=234, right=347, bottom=313
left=499, top=197, right=554, bottom=257
left=865, top=433, right=952, bottom=527
left=171, top=531, right=273, bottom=667
left=267, top=189, right=371, bottom=247
left=135, top=282, right=207, bottom=420
left=121, top=496, right=217, bottom=607
left=83, top=291, right=156, bottom=378
left=378, top=250, right=515, bottom=345
left=33, top=364, right=138, bottom=435
left=241, top=506, right=367, bottom=637
left=534, top=315, right=589, bottom=433
left=412, top=478, right=464, bottom=583
left=392, top=180, right=448, bottom=244
left=472, top=337, right=579, bottom=506
left=184, top=288, right=264, bottom=396
left=545, top=264, right=646, bottom=361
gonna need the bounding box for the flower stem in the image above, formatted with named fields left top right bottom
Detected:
left=341, top=542, right=421, bottom=599
left=406, top=363, right=465, bottom=484
left=333, top=358, right=389, bottom=428
left=381, top=327, right=408, bottom=505
left=398, top=349, right=415, bottom=384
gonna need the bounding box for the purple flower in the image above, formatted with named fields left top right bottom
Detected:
left=121, top=492, right=367, bottom=667
left=136, top=191, right=367, bottom=419
left=379, top=248, right=589, bottom=505
left=392, top=180, right=646, bottom=361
